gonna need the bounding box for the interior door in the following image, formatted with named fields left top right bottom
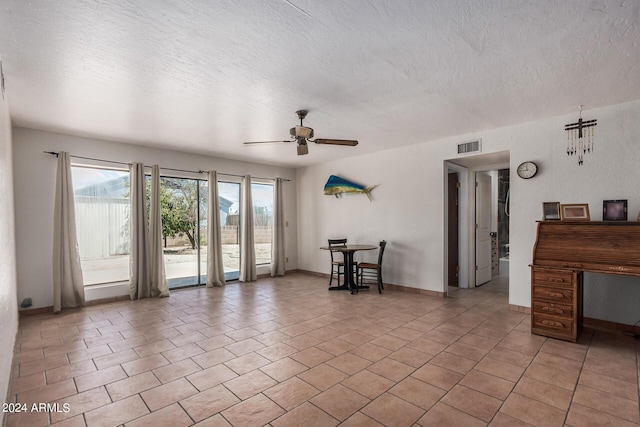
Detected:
left=475, top=173, right=492, bottom=286
left=447, top=173, right=459, bottom=287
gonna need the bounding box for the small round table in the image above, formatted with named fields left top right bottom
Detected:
left=320, top=244, right=377, bottom=294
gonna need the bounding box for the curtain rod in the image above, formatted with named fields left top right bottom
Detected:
left=44, top=151, right=291, bottom=182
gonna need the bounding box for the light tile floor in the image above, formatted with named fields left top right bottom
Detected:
left=6, top=273, right=640, bottom=426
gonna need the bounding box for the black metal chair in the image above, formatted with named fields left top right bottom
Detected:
left=357, top=240, right=386, bottom=293
left=328, top=238, right=348, bottom=287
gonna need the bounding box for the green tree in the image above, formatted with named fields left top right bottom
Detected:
left=159, top=178, right=207, bottom=250
left=127, top=177, right=207, bottom=250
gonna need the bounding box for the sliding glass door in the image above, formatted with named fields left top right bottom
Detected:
left=218, top=181, right=241, bottom=281
left=251, top=182, right=274, bottom=265
left=72, top=167, right=274, bottom=288
left=159, top=177, right=201, bottom=288
left=147, top=176, right=242, bottom=287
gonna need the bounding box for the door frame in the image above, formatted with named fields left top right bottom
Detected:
left=444, top=162, right=470, bottom=291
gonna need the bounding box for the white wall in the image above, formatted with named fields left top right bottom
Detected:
left=0, top=83, right=18, bottom=402
left=12, top=127, right=298, bottom=309
left=297, top=99, right=640, bottom=325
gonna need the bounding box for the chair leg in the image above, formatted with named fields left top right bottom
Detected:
left=329, top=266, right=333, bottom=286
left=377, top=268, right=383, bottom=293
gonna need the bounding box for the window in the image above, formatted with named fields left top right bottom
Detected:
left=71, top=166, right=130, bottom=285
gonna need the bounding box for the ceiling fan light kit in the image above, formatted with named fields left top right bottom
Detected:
left=244, top=110, right=358, bottom=155
left=297, top=141, right=309, bottom=155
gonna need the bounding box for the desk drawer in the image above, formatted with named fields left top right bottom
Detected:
left=532, top=269, right=574, bottom=288
left=532, top=313, right=573, bottom=335
left=532, top=285, right=573, bottom=304
left=533, top=300, right=573, bottom=318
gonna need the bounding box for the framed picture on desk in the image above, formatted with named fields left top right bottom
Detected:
left=560, top=203, right=590, bottom=221
left=542, top=202, right=561, bottom=220
left=603, top=200, right=627, bottom=221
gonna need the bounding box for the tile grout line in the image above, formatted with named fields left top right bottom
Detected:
left=562, top=329, right=592, bottom=427
left=481, top=314, right=545, bottom=425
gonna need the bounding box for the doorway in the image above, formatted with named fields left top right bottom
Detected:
left=474, top=168, right=510, bottom=293
left=475, top=172, right=492, bottom=286
left=444, top=151, right=510, bottom=294
left=491, top=168, right=510, bottom=292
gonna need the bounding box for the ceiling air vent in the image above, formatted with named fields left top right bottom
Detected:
left=457, top=139, right=481, bottom=155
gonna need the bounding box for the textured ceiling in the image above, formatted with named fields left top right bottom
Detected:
left=0, top=0, right=639, bottom=167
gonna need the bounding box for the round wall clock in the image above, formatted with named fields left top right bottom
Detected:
left=517, top=161, right=538, bottom=179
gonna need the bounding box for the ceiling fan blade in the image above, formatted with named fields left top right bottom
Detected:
left=314, top=139, right=359, bottom=146
left=243, top=140, right=292, bottom=145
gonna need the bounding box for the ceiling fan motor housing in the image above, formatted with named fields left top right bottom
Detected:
left=290, top=126, right=314, bottom=139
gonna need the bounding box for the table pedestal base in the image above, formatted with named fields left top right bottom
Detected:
left=327, top=251, right=371, bottom=294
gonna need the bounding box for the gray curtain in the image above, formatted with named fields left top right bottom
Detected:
left=129, top=163, right=150, bottom=299
left=149, top=165, right=169, bottom=297
left=271, top=178, right=285, bottom=277
left=52, top=151, right=84, bottom=312
left=239, top=175, right=256, bottom=282
left=207, top=171, right=226, bottom=287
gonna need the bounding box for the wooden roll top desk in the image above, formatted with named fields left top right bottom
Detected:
left=530, top=221, right=640, bottom=342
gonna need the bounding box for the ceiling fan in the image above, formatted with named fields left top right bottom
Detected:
left=243, top=110, right=358, bottom=155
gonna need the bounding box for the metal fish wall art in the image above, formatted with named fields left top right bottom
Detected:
left=324, top=175, right=376, bottom=201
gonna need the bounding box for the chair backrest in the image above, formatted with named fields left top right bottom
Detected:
left=377, top=240, right=387, bottom=266
left=328, top=238, right=347, bottom=262
left=328, top=238, right=348, bottom=247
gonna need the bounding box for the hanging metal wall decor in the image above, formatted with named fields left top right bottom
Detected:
left=565, top=106, right=597, bottom=166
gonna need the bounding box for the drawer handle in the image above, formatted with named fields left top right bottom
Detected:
left=546, top=277, right=566, bottom=283
left=541, top=320, right=563, bottom=328
left=543, top=292, right=564, bottom=298
left=541, top=306, right=563, bottom=314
